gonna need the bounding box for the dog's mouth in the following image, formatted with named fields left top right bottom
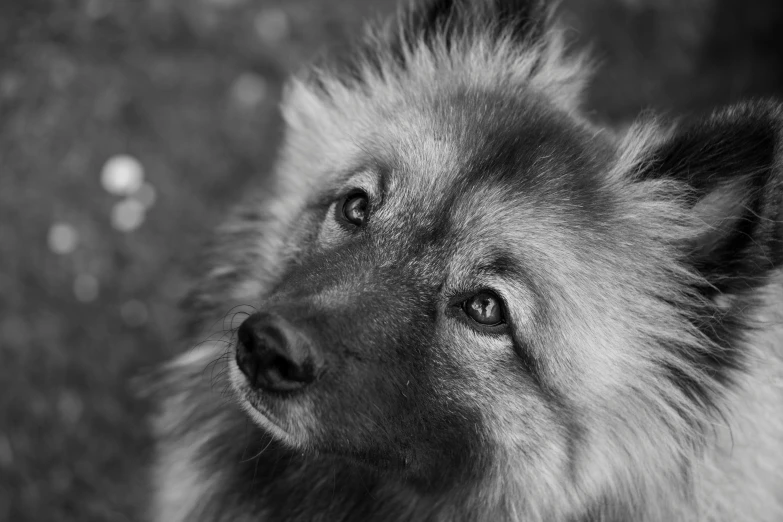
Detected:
left=241, top=393, right=408, bottom=469
left=239, top=390, right=297, bottom=442
left=230, top=361, right=411, bottom=472
left=229, top=363, right=300, bottom=444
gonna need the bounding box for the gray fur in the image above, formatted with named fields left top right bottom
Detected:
left=150, top=1, right=783, bottom=520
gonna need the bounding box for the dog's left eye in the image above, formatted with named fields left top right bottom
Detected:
left=462, top=292, right=505, bottom=326
left=339, top=191, right=369, bottom=227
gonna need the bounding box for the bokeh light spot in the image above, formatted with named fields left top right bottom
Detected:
left=111, top=198, right=146, bottom=232
left=253, top=8, right=290, bottom=44
left=231, top=72, right=268, bottom=108
left=73, top=274, right=99, bottom=303
left=101, top=154, right=145, bottom=196
left=48, top=223, right=79, bottom=255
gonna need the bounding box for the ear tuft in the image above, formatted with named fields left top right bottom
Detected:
left=636, top=101, right=783, bottom=295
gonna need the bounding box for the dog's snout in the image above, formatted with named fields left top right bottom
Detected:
left=236, top=313, right=322, bottom=393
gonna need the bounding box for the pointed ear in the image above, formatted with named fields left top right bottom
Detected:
left=637, top=101, right=783, bottom=295
left=399, top=0, right=550, bottom=48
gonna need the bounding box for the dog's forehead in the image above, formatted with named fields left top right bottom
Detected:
left=378, top=88, right=615, bottom=232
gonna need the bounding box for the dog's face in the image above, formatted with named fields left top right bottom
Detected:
left=231, top=86, right=619, bottom=490
left=218, top=0, right=783, bottom=513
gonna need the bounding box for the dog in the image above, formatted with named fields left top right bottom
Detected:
left=149, top=0, right=783, bottom=520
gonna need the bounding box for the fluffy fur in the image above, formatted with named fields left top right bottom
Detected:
left=149, top=1, right=783, bottom=520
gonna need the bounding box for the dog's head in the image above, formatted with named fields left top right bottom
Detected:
left=204, top=0, right=783, bottom=515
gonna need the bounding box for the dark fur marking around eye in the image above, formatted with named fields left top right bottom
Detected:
left=511, top=339, right=545, bottom=391
left=471, top=253, right=552, bottom=388
left=437, top=89, right=617, bottom=227
left=477, top=254, right=520, bottom=278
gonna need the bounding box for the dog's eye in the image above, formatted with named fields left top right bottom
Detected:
left=340, top=191, right=369, bottom=227
left=463, top=292, right=504, bottom=326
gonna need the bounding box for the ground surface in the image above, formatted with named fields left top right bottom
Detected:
left=2, top=1, right=782, bottom=521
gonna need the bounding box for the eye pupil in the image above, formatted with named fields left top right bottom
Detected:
left=464, top=292, right=503, bottom=326
left=342, top=192, right=368, bottom=226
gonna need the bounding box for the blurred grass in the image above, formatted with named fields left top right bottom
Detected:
left=1, top=0, right=782, bottom=521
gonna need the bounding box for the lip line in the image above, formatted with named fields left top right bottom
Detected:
left=229, top=365, right=406, bottom=470
left=243, top=392, right=280, bottom=426
left=237, top=391, right=300, bottom=444
left=239, top=394, right=406, bottom=470
left=237, top=391, right=407, bottom=471
left=229, top=363, right=298, bottom=444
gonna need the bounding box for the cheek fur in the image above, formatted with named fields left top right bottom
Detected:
left=436, top=325, right=581, bottom=507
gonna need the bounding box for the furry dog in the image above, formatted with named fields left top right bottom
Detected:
left=150, top=0, right=783, bottom=520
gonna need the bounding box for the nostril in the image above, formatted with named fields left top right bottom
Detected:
left=257, top=353, right=313, bottom=392
left=237, top=320, right=257, bottom=354
left=235, top=313, right=321, bottom=393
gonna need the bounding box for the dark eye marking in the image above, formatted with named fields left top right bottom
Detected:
left=462, top=291, right=505, bottom=326
left=337, top=190, right=369, bottom=228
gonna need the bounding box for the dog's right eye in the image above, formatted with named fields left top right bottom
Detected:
left=462, top=291, right=505, bottom=327
left=338, top=190, right=369, bottom=228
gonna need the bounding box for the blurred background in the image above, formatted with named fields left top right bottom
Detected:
left=1, top=0, right=781, bottom=520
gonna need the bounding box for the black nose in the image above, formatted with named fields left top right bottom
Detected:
left=236, top=313, right=323, bottom=393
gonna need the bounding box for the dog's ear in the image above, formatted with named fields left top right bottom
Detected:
left=636, top=101, right=783, bottom=295
left=399, top=0, right=550, bottom=49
